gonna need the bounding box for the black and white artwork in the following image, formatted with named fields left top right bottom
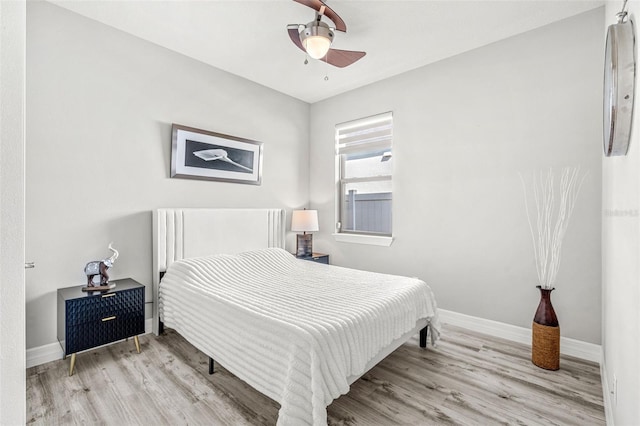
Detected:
left=171, top=124, right=263, bottom=185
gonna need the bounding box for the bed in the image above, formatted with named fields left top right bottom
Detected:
left=153, top=208, right=440, bottom=426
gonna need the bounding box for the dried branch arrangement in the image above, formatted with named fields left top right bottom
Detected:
left=519, top=167, right=587, bottom=289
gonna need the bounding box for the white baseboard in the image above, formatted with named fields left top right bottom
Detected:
left=26, top=341, right=63, bottom=369
left=600, top=358, right=615, bottom=426
left=27, top=318, right=154, bottom=368
left=438, top=309, right=602, bottom=363
left=30, top=313, right=601, bottom=367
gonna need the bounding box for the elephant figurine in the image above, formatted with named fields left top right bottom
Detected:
left=84, top=243, right=119, bottom=287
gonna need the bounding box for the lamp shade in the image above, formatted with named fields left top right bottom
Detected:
left=291, top=210, right=319, bottom=232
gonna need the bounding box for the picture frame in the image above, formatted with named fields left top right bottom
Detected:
left=171, top=124, right=263, bottom=185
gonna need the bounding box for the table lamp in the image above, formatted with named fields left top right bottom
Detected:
left=291, top=209, right=319, bottom=257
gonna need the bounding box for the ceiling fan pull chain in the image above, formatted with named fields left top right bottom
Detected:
left=324, top=53, right=329, bottom=81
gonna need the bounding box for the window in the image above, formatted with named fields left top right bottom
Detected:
left=336, top=112, right=393, bottom=239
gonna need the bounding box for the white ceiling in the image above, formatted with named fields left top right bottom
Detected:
left=51, top=0, right=605, bottom=104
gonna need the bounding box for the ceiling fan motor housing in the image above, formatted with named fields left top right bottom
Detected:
left=301, top=20, right=334, bottom=46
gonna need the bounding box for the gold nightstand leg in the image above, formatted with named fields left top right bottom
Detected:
left=134, top=335, right=140, bottom=353
left=69, top=353, right=76, bottom=376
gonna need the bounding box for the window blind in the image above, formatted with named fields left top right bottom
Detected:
left=336, top=112, right=393, bottom=155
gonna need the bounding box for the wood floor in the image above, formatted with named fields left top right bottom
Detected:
left=26, top=324, right=605, bottom=425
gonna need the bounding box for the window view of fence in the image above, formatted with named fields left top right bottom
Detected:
left=336, top=112, right=393, bottom=236
left=343, top=191, right=392, bottom=234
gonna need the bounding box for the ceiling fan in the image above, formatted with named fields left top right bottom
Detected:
left=287, top=0, right=366, bottom=68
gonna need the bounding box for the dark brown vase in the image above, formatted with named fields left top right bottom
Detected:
left=531, top=286, right=560, bottom=370
left=533, top=286, right=559, bottom=327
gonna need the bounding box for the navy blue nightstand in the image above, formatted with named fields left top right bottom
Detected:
left=57, top=278, right=145, bottom=376
left=296, top=253, right=329, bottom=264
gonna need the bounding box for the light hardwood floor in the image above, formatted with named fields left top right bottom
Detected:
left=27, top=324, right=605, bottom=425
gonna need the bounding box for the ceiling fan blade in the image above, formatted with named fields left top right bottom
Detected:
left=287, top=24, right=305, bottom=52
left=293, top=0, right=346, bottom=32
left=321, top=48, right=366, bottom=68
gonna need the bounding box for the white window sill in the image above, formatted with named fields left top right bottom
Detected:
left=332, top=233, right=394, bottom=246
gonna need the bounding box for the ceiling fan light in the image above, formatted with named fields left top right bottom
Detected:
left=303, top=36, right=331, bottom=59
left=300, top=21, right=333, bottom=60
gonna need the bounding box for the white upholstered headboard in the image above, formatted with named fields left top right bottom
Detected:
left=152, top=208, right=286, bottom=335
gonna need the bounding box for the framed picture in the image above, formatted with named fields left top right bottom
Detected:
left=171, top=124, right=263, bottom=185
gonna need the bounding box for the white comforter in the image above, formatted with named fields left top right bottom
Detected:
left=159, top=248, right=440, bottom=425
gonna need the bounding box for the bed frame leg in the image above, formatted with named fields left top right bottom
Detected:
left=209, top=357, right=215, bottom=375
left=419, top=325, right=429, bottom=348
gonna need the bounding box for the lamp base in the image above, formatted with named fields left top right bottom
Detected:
left=296, top=234, right=313, bottom=257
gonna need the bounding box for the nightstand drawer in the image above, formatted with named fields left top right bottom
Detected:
left=66, top=314, right=145, bottom=354
left=64, top=287, right=144, bottom=326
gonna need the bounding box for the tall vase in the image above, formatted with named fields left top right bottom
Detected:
left=531, top=285, right=560, bottom=370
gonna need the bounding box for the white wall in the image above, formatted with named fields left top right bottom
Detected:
left=602, top=1, right=640, bottom=424
left=0, top=0, right=26, bottom=423
left=26, top=2, right=310, bottom=349
left=310, top=9, right=603, bottom=344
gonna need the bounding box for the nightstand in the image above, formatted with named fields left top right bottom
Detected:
left=296, top=252, right=329, bottom=264
left=57, top=278, right=145, bottom=376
